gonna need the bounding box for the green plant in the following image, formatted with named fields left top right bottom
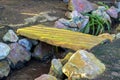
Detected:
left=80, top=14, right=111, bottom=35
left=97, top=2, right=109, bottom=9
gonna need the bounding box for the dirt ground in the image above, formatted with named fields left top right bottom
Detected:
left=0, top=0, right=119, bottom=80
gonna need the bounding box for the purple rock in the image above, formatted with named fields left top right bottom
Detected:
left=106, top=6, right=119, bottom=19
left=7, top=43, right=31, bottom=68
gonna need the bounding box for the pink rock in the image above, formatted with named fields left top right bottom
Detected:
left=69, top=0, right=97, bottom=13
left=107, top=6, right=118, bottom=19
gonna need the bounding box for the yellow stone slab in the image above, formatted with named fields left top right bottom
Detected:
left=17, top=25, right=106, bottom=51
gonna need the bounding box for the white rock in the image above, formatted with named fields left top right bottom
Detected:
left=0, top=42, right=10, bottom=60
left=3, top=30, right=18, bottom=42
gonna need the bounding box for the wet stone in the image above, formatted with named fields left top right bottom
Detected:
left=7, top=43, right=31, bottom=69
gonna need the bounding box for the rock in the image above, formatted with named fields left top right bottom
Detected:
left=0, top=42, right=10, bottom=60
left=49, top=59, right=63, bottom=78
left=18, top=38, right=32, bottom=51
left=54, top=21, right=68, bottom=29
left=60, top=52, right=73, bottom=65
left=98, top=33, right=115, bottom=41
left=7, top=43, right=31, bottom=68
left=92, top=6, right=111, bottom=23
left=116, top=2, right=120, bottom=12
left=3, top=30, right=18, bottom=42
left=62, top=50, right=105, bottom=79
left=35, top=74, right=57, bottom=80
left=29, top=39, right=38, bottom=46
left=115, top=33, right=120, bottom=39
left=106, top=6, right=119, bottom=19
left=43, top=14, right=58, bottom=21
left=32, top=42, right=53, bottom=61
left=91, top=38, right=120, bottom=79
left=0, top=60, right=10, bottom=78
left=68, top=0, right=97, bottom=13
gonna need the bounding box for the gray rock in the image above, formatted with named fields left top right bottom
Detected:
left=116, top=33, right=120, bottom=39
left=35, top=74, right=57, bottom=80
left=32, top=42, right=53, bottom=61
left=0, top=60, right=10, bottom=78
left=3, top=30, right=18, bottom=42
left=18, top=38, right=32, bottom=51
left=91, top=38, right=120, bottom=80
left=7, top=43, right=31, bottom=68
left=0, top=42, right=10, bottom=60
left=49, top=59, right=63, bottom=78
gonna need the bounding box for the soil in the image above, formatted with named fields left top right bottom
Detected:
left=0, top=0, right=119, bottom=80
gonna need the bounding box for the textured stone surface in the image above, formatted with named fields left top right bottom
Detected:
left=35, top=74, right=57, bottom=80
left=91, top=38, right=120, bottom=80
left=60, top=52, right=73, bottom=65
left=0, top=42, right=10, bottom=60
left=0, top=60, right=10, bottom=78
left=49, top=59, right=63, bottom=78
left=62, top=50, right=105, bottom=79
left=68, top=0, right=97, bottom=13
left=18, top=38, right=32, bottom=51
left=17, top=24, right=107, bottom=51
left=32, top=42, right=53, bottom=61
left=7, top=43, right=31, bottom=68
left=3, top=30, right=18, bottom=42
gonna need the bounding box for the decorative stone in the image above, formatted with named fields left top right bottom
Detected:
left=0, top=42, right=10, bottom=60
left=7, top=43, right=31, bottom=68
left=92, top=6, right=111, bottom=23
left=62, top=50, right=106, bottom=79
left=32, top=42, right=53, bottom=61
left=18, top=38, right=32, bottom=51
left=35, top=74, right=57, bottom=80
left=54, top=21, right=68, bottom=29
left=106, top=6, right=119, bottom=19
left=3, top=30, right=18, bottom=42
left=0, top=60, right=10, bottom=78
left=68, top=0, right=97, bottom=13
left=49, top=59, right=63, bottom=78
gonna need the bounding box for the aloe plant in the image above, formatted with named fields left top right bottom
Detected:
left=80, top=14, right=111, bottom=35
